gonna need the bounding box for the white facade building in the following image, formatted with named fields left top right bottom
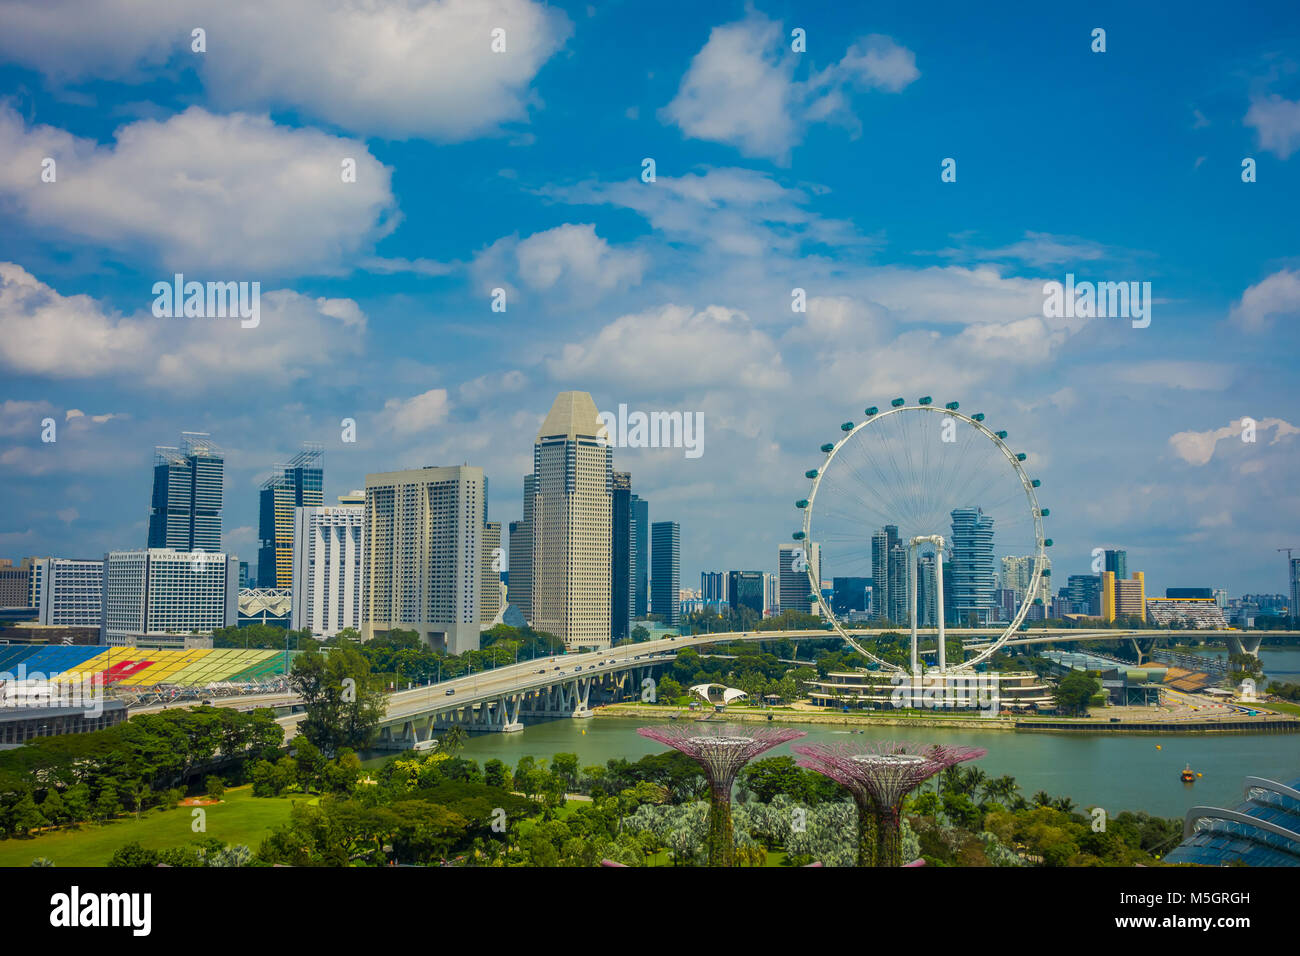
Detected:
left=102, top=549, right=237, bottom=646
left=36, top=558, right=104, bottom=627
left=292, top=505, right=364, bottom=640
left=362, top=465, right=484, bottom=654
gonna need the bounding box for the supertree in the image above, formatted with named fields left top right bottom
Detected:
left=794, top=741, right=986, bottom=867
left=637, top=724, right=806, bottom=866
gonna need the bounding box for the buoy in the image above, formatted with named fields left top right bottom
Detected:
left=581, top=729, right=586, bottom=735
left=1196, top=772, right=1202, bottom=778
left=1156, top=745, right=1161, bottom=750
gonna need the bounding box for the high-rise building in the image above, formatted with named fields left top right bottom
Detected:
left=530, top=392, right=612, bottom=649
left=1101, top=570, right=1146, bottom=622
left=148, top=433, right=224, bottom=552
left=831, top=576, right=870, bottom=615
left=508, top=474, right=536, bottom=622
left=763, top=572, right=779, bottom=616
left=0, top=560, right=30, bottom=609
left=949, top=508, right=995, bottom=625
left=651, top=521, right=681, bottom=626
left=1104, top=549, right=1127, bottom=580
left=35, top=559, right=104, bottom=627
left=258, top=444, right=324, bottom=588
left=291, top=504, right=363, bottom=640
left=727, top=571, right=764, bottom=616
left=915, top=554, right=937, bottom=627
left=871, top=525, right=904, bottom=623
left=611, top=472, right=634, bottom=642
left=1067, top=574, right=1102, bottom=616
left=888, top=543, right=909, bottom=624
left=480, top=521, right=502, bottom=625
left=361, top=465, right=485, bottom=653
left=1290, top=559, right=1300, bottom=625
left=102, top=548, right=238, bottom=646
left=702, top=572, right=729, bottom=606
left=632, top=494, right=649, bottom=618
left=778, top=542, right=820, bottom=615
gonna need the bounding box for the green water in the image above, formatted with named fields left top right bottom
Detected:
left=443, top=716, right=1299, bottom=819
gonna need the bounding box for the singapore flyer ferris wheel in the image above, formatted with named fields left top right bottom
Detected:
left=796, top=398, right=1050, bottom=675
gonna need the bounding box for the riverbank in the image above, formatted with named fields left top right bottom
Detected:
left=593, top=703, right=1300, bottom=735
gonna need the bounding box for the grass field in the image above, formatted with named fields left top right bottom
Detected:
left=0, top=786, right=310, bottom=868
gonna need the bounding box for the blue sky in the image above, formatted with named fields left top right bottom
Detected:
left=0, top=0, right=1298, bottom=597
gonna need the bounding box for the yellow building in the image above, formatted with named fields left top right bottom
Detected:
left=1101, top=570, right=1145, bottom=622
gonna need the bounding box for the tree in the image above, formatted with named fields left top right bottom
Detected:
left=290, top=640, right=386, bottom=757
left=438, top=725, right=467, bottom=757
left=484, top=759, right=512, bottom=790
left=11, top=794, right=47, bottom=837
left=1053, top=671, right=1101, bottom=716
left=205, top=775, right=226, bottom=801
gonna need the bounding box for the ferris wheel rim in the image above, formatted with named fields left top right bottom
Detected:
left=800, top=403, right=1046, bottom=673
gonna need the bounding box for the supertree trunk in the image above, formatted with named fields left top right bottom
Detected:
left=706, top=783, right=735, bottom=867
left=853, top=794, right=878, bottom=868
left=876, top=805, right=903, bottom=868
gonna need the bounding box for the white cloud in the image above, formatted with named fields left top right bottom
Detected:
left=0, top=106, right=397, bottom=274
left=1106, top=360, right=1234, bottom=391
left=0, top=0, right=572, bottom=140
left=1244, top=94, right=1300, bottom=159
left=1168, top=417, right=1299, bottom=465
left=0, top=262, right=366, bottom=386
left=544, top=167, right=861, bottom=258
left=1229, top=268, right=1300, bottom=333
left=380, top=389, right=452, bottom=435
left=661, top=13, right=917, bottom=163
left=472, top=224, right=646, bottom=299
left=546, top=303, right=789, bottom=390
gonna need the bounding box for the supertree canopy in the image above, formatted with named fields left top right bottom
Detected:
left=637, top=724, right=806, bottom=867
left=794, top=741, right=986, bottom=867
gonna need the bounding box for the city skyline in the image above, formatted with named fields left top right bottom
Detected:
left=1, top=4, right=1297, bottom=599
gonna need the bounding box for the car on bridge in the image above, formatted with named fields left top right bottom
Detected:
left=445, top=688, right=455, bottom=696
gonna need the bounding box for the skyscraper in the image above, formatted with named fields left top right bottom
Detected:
left=148, top=432, right=224, bottom=552
left=508, top=474, right=536, bottom=622
left=651, top=521, right=681, bottom=626
left=701, top=571, right=729, bottom=606
left=871, top=525, right=902, bottom=623
left=480, top=521, right=502, bottom=625
left=632, top=493, right=649, bottom=619
left=949, top=508, right=995, bottom=625
left=1067, top=574, right=1103, bottom=616
left=1290, top=558, right=1299, bottom=626
left=530, top=391, right=612, bottom=649
left=915, top=553, right=937, bottom=627
left=727, top=571, right=764, bottom=616
left=1104, top=549, right=1127, bottom=580
left=778, top=542, right=820, bottom=614
left=35, top=558, right=104, bottom=627
left=361, top=465, right=485, bottom=653
left=258, top=444, right=324, bottom=588
left=291, top=504, right=363, bottom=640
left=1101, top=570, right=1146, bottom=622
left=611, top=472, right=634, bottom=642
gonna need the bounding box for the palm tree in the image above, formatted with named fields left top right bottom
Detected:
left=1032, top=790, right=1052, bottom=808
left=438, top=725, right=468, bottom=756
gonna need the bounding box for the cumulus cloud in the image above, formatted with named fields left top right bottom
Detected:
left=0, top=0, right=572, bottom=140
left=0, top=262, right=365, bottom=386
left=1229, top=268, right=1300, bottom=333
left=1168, top=417, right=1300, bottom=465
left=546, top=303, right=789, bottom=390
left=661, top=13, right=917, bottom=163
left=380, top=389, right=452, bottom=435
left=472, top=224, right=646, bottom=300
left=1244, top=94, right=1300, bottom=159
left=0, top=106, right=397, bottom=274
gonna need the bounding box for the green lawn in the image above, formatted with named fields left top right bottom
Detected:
left=1255, top=699, right=1300, bottom=717
left=0, top=786, right=310, bottom=868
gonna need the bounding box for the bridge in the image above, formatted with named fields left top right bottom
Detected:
left=263, top=626, right=1299, bottom=746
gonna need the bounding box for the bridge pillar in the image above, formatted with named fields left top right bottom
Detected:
left=1129, top=637, right=1156, bottom=665
left=1226, top=633, right=1263, bottom=658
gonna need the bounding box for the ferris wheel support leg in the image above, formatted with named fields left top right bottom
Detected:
left=908, top=540, right=919, bottom=675
left=935, top=549, right=946, bottom=673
